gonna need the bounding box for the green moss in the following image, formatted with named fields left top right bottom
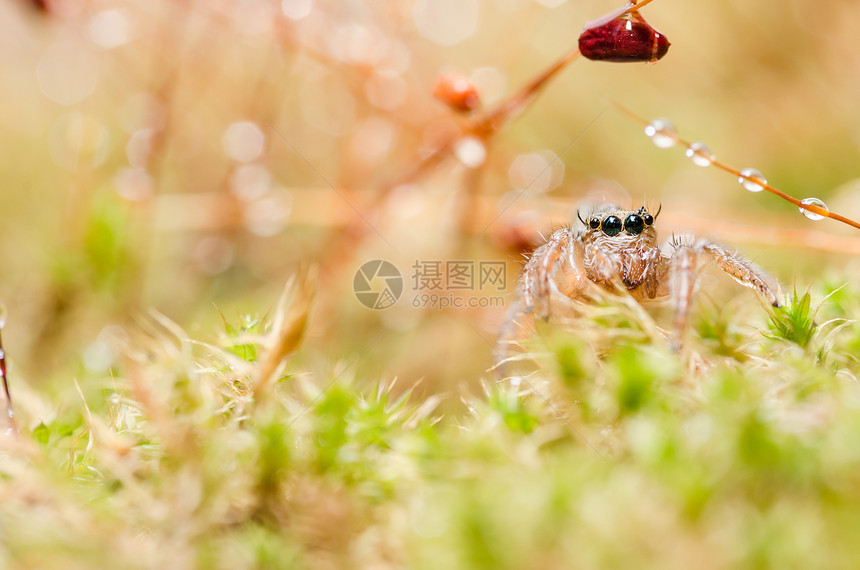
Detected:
left=7, top=278, right=860, bottom=569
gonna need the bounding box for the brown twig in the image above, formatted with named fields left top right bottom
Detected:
left=624, top=0, right=659, bottom=14
left=472, top=48, right=581, bottom=137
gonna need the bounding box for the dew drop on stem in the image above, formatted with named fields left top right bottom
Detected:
left=738, top=168, right=767, bottom=192
left=454, top=136, right=486, bottom=168
left=686, top=142, right=715, bottom=167
left=644, top=118, right=677, bottom=149
left=799, top=197, right=828, bottom=221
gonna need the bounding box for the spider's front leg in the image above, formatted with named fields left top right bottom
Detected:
left=702, top=241, right=781, bottom=308
left=521, top=227, right=587, bottom=320
left=668, top=237, right=781, bottom=349
left=668, top=240, right=697, bottom=349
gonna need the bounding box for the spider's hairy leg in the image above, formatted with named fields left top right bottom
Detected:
left=521, top=227, right=578, bottom=320
left=701, top=241, right=781, bottom=308
left=668, top=240, right=697, bottom=350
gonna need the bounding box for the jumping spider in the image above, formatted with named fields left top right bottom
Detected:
left=520, top=204, right=781, bottom=347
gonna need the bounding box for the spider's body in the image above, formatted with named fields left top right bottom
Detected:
left=520, top=204, right=780, bottom=346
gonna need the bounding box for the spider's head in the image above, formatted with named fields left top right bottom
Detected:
left=577, top=204, right=660, bottom=247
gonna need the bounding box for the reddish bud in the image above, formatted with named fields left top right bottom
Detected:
left=26, top=0, right=50, bottom=12
left=433, top=73, right=481, bottom=113
left=579, top=9, right=670, bottom=63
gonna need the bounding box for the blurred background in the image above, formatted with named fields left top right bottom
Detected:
left=3, top=0, right=860, bottom=393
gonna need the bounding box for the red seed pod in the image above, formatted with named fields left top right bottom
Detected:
left=26, top=0, right=50, bottom=12
left=433, top=72, right=481, bottom=113
left=579, top=9, right=670, bottom=63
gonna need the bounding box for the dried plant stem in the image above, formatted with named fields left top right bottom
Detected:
left=624, top=0, right=659, bottom=14
left=474, top=48, right=581, bottom=137
left=610, top=100, right=860, bottom=231
left=319, top=40, right=586, bottom=285
left=254, top=268, right=317, bottom=404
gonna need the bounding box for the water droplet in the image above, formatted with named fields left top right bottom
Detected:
left=233, top=1, right=275, bottom=37
left=453, top=136, right=486, bottom=168
left=738, top=168, right=767, bottom=193
left=644, top=119, right=677, bottom=149
left=365, top=71, right=407, bottom=111
left=413, top=0, right=479, bottom=46
left=470, top=67, right=506, bottom=105
left=222, top=121, right=265, bottom=163
left=37, top=39, right=99, bottom=106
left=349, top=116, right=395, bottom=165
left=386, top=184, right=426, bottom=220
left=126, top=129, right=155, bottom=168
left=282, top=0, right=312, bottom=20
left=799, top=197, right=828, bottom=221
left=685, top=142, right=715, bottom=167
left=88, top=9, right=131, bottom=50
left=114, top=167, right=154, bottom=202
left=230, top=164, right=271, bottom=201
left=243, top=190, right=293, bottom=236
left=82, top=340, right=115, bottom=373
left=508, top=150, right=563, bottom=193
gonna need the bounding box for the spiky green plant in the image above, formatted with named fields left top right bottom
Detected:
left=5, top=278, right=860, bottom=569
left=766, top=287, right=818, bottom=348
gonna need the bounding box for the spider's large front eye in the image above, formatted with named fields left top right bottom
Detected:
left=602, top=216, right=622, bottom=236
left=589, top=217, right=600, bottom=229
left=624, top=214, right=644, bottom=235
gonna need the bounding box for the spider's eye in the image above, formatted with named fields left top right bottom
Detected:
left=643, top=213, right=654, bottom=226
left=601, top=216, right=622, bottom=236
left=624, top=214, right=645, bottom=235
left=589, top=217, right=600, bottom=229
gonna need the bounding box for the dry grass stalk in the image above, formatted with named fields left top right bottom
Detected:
left=254, top=267, right=318, bottom=403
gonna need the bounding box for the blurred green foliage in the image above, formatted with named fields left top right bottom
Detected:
left=1, top=278, right=860, bottom=568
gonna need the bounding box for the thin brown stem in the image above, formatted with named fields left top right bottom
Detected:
left=609, top=100, right=860, bottom=231
left=624, top=0, right=659, bottom=15
left=475, top=48, right=581, bottom=136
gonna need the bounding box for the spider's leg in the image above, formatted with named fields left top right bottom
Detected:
left=701, top=241, right=781, bottom=308
left=521, top=227, right=574, bottom=320
left=493, top=298, right=529, bottom=371
left=668, top=240, right=698, bottom=350
left=498, top=228, right=577, bottom=370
